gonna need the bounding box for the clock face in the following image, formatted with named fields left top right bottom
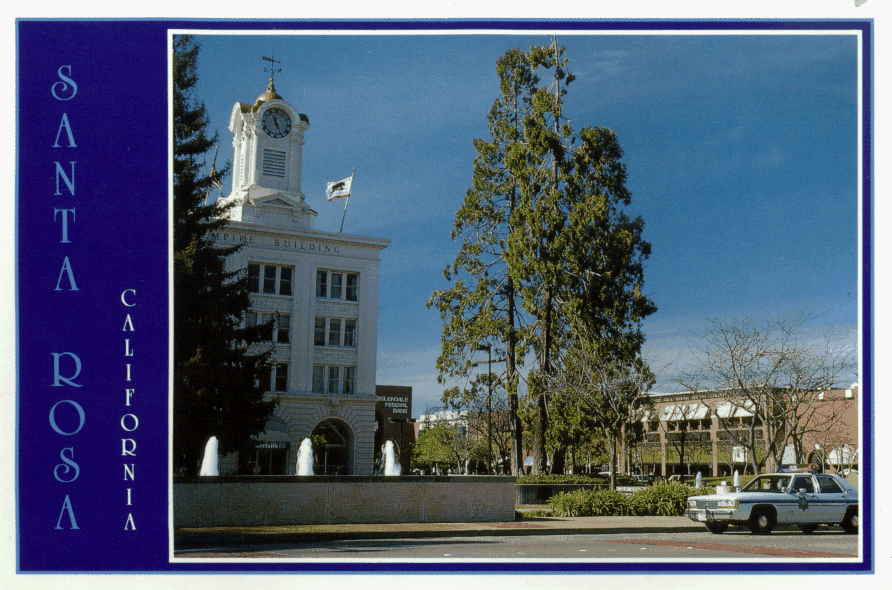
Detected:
left=262, top=108, right=292, bottom=139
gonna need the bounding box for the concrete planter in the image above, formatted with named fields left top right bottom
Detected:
left=174, top=475, right=517, bottom=527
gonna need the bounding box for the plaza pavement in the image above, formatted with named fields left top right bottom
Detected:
left=174, top=514, right=703, bottom=547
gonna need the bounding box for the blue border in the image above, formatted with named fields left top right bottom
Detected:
left=15, top=18, right=873, bottom=575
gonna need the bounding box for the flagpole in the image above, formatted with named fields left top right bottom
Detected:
left=339, top=167, right=355, bottom=234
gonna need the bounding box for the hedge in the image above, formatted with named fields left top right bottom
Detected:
left=549, top=482, right=715, bottom=517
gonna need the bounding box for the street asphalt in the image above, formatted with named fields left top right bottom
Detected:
left=175, top=514, right=706, bottom=547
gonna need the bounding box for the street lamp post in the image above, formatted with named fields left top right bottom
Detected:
left=475, top=344, right=493, bottom=475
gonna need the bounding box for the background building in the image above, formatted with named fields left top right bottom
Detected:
left=626, top=385, right=859, bottom=479
left=375, top=385, right=414, bottom=474
left=214, top=79, right=390, bottom=475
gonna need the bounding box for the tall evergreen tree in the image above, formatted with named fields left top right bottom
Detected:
left=506, top=39, right=656, bottom=474
left=173, top=35, right=276, bottom=474
left=434, top=39, right=656, bottom=476
left=428, top=49, right=539, bottom=476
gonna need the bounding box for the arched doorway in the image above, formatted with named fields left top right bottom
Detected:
left=311, top=418, right=353, bottom=475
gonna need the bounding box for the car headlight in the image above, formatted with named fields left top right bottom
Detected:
left=688, top=499, right=698, bottom=508
left=716, top=499, right=738, bottom=509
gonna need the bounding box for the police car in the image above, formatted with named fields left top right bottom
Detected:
left=685, top=466, right=858, bottom=534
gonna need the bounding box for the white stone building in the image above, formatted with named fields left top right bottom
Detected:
left=212, top=79, right=389, bottom=475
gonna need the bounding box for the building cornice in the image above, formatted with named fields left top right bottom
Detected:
left=223, top=220, right=391, bottom=251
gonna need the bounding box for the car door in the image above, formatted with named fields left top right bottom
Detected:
left=815, top=474, right=850, bottom=524
left=788, top=474, right=820, bottom=524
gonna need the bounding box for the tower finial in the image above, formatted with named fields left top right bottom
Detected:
left=263, top=54, right=282, bottom=85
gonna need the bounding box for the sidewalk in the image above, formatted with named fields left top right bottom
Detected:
left=175, top=515, right=702, bottom=547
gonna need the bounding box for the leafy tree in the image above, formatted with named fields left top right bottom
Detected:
left=547, top=338, right=655, bottom=490
left=411, top=412, right=486, bottom=474
left=442, top=372, right=514, bottom=473
left=173, top=35, right=276, bottom=474
left=676, top=310, right=856, bottom=475
left=428, top=48, right=540, bottom=475
left=544, top=394, right=610, bottom=474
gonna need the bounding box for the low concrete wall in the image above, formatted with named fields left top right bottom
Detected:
left=174, top=476, right=516, bottom=527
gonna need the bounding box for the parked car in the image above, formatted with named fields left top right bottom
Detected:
left=667, top=474, right=696, bottom=484
left=631, top=474, right=653, bottom=484
left=685, top=468, right=858, bottom=535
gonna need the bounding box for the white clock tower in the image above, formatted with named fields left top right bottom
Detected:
left=219, top=77, right=317, bottom=230
left=212, top=70, right=392, bottom=476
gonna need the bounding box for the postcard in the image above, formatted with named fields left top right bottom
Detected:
left=7, top=3, right=889, bottom=587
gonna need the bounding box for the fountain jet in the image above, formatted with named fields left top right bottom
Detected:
left=297, top=438, right=314, bottom=476
left=199, top=436, right=219, bottom=476
left=383, top=440, right=401, bottom=476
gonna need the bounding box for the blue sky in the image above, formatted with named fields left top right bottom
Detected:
left=191, top=31, right=860, bottom=417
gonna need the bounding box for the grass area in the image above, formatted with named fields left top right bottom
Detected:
left=520, top=509, right=552, bottom=518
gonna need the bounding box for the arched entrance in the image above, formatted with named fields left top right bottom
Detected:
left=311, top=418, right=353, bottom=475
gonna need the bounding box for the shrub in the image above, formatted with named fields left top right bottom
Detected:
left=628, top=482, right=691, bottom=516
left=548, top=481, right=715, bottom=517
left=550, top=489, right=633, bottom=517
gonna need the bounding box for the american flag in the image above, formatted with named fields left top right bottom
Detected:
left=209, top=163, right=224, bottom=191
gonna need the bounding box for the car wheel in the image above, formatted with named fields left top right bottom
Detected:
left=842, top=507, right=858, bottom=534
left=749, top=508, right=775, bottom=534
left=705, top=522, right=728, bottom=534
left=798, top=525, right=817, bottom=535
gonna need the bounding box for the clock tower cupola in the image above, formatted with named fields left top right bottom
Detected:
left=220, top=64, right=316, bottom=230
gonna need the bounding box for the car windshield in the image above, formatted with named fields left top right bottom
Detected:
left=740, top=475, right=791, bottom=492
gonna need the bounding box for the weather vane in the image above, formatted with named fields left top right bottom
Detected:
left=263, top=54, right=282, bottom=83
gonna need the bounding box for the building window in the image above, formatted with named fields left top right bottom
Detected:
left=248, top=263, right=261, bottom=293
left=316, top=270, right=359, bottom=301
left=249, top=263, right=293, bottom=296
left=344, top=319, right=356, bottom=347
left=346, top=274, right=358, bottom=301
left=257, top=363, right=288, bottom=392
left=314, top=317, right=356, bottom=348
left=316, top=270, right=327, bottom=298
left=273, top=363, right=288, bottom=392
left=327, top=366, right=340, bottom=394
left=328, top=318, right=341, bottom=346
left=343, top=367, right=355, bottom=394
left=312, top=365, right=325, bottom=394
left=276, top=315, right=290, bottom=344
left=279, top=267, right=292, bottom=296
left=247, top=312, right=290, bottom=344
left=312, top=364, right=356, bottom=395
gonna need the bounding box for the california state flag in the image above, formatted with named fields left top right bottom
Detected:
left=326, top=176, right=353, bottom=201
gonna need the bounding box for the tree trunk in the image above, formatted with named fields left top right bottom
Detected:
left=550, top=447, right=566, bottom=475
left=608, top=432, right=617, bottom=491
left=535, top=289, right=553, bottom=475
